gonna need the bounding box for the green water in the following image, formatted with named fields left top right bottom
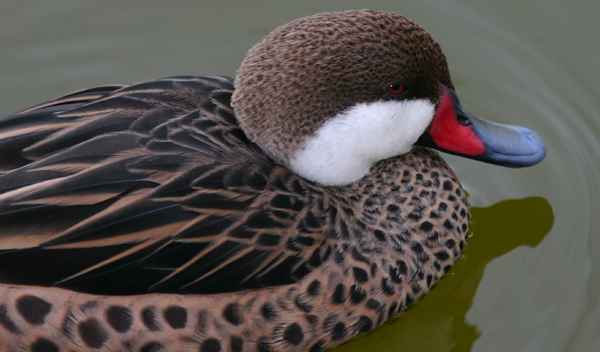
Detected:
left=1, top=1, right=598, bottom=351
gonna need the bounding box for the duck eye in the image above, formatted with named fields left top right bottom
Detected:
left=385, top=83, right=407, bottom=96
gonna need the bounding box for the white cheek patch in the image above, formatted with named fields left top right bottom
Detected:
left=290, top=99, right=435, bottom=186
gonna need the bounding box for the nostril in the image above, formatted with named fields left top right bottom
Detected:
left=457, top=115, right=471, bottom=126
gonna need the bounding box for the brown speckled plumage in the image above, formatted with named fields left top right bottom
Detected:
left=233, top=10, right=452, bottom=165
left=0, top=10, right=472, bottom=352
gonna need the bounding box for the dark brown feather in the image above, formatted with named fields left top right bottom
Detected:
left=0, top=76, right=330, bottom=295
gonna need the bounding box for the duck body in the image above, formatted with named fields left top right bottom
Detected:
left=0, top=76, right=467, bottom=351
left=0, top=10, right=544, bottom=352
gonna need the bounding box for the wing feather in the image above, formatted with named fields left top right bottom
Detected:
left=0, top=76, right=328, bottom=295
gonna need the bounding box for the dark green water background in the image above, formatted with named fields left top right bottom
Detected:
left=1, top=1, right=598, bottom=351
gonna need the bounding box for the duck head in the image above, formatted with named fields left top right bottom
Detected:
left=232, top=10, right=546, bottom=186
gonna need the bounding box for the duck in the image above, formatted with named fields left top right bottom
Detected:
left=0, top=9, right=545, bottom=352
